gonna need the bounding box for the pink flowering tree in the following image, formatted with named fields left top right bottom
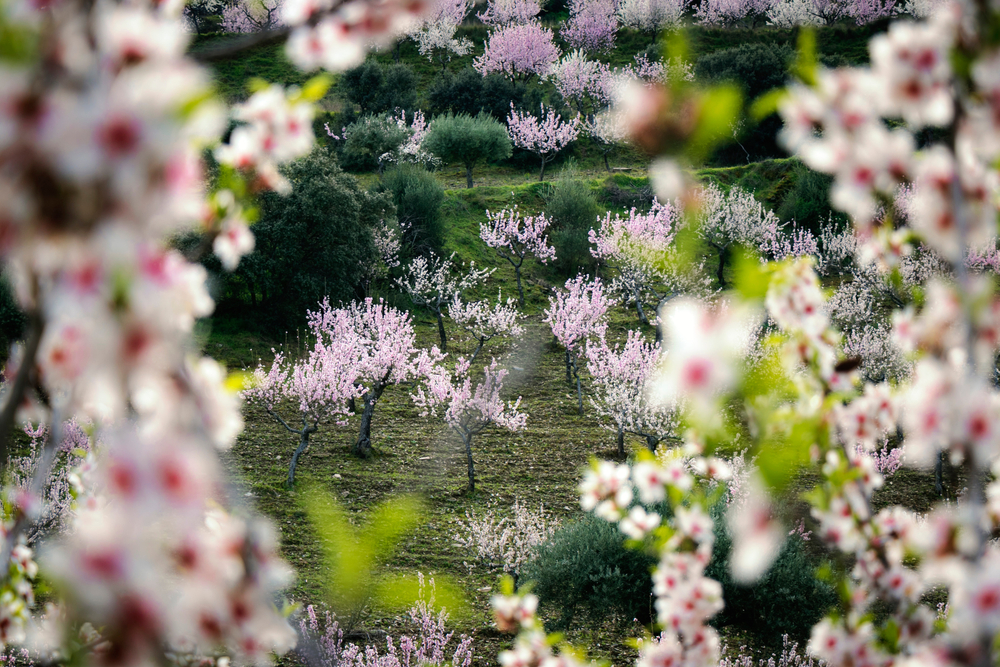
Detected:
left=473, top=23, right=560, bottom=82
left=507, top=103, right=581, bottom=182
left=0, top=0, right=438, bottom=656
left=397, top=253, right=494, bottom=352
left=543, top=275, right=611, bottom=414
left=244, top=342, right=360, bottom=486
left=413, top=359, right=526, bottom=492
left=589, top=199, right=714, bottom=328
left=547, top=51, right=614, bottom=116
left=561, top=0, right=619, bottom=54
left=586, top=330, right=680, bottom=454
left=309, top=298, right=445, bottom=459
left=582, top=111, right=630, bottom=171
left=448, top=293, right=524, bottom=365
left=480, top=206, right=557, bottom=306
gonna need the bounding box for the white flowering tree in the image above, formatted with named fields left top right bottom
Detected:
left=408, top=0, right=473, bottom=69
left=413, top=358, right=526, bottom=493
left=397, top=252, right=494, bottom=352
left=448, top=292, right=524, bottom=365
left=480, top=206, right=557, bottom=306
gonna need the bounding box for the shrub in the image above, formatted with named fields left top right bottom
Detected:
left=776, top=161, right=845, bottom=233
left=340, top=59, right=418, bottom=118
left=520, top=513, right=657, bottom=629
left=422, top=113, right=512, bottom=188
left=376, top=165, right=446, bottom=253
left=220, top=146, right=388, bottom=330
left=696, top=43, right=794, bottom=165
left=340, top=114, right=411, bottom=173
left=522, top=500, right=835, bottom=645
left=427, top=69, right=547, bottom=123
left=454, top=499, right=559, bottom=578
left=545, top=174, right=600, bottom=275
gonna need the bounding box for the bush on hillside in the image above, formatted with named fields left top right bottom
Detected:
left=545, top=174, right=600, bottom=275
left=696, top=43, right=793, bottom=165
left=520, top=513, right=656, bottom=630
left=426, top=68, right=543, bottom=122
left=422, top=113, right=513, bottom=188
left=522, top=500, right=835, bottom=647
left=776, top=161, right=846, bottom=232
left=376, top=165, right=446, bottom=254
left=209, top=147, right=388, bottom=330
left=339, top=114, right=411, bottom=173
left=340, top=60, right=418, bottom=119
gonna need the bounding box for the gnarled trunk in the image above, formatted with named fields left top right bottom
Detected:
left=465, top=164, right=474, bottom=189
left=354, top=386, right=385, bottom=458
left=436, top=309, right=448, bottom=352
left=287, top=425, right=316, bottom=487
left=463, top=432, right=475, bottom=493
left=514, top=265, right=525, bottom=307
left=617, top=426, right=625, bottom=457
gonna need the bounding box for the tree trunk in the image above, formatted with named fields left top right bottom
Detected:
left=538, top=158, right=546, bottom=182
left=565, top=349, right=572, bottom=384
left=603, top=151, right=610, bottom=172
left=617, top=426, right=625, bottom=457
left=515, top=265, right=525, bottom=307
left=354, top=390, right=380, bottom=458
left=646, top=434, right=658, bottom=452
left=469, top=338, right=486, bottom=366
left=634, top=288, right=649, bottom=326
left=463, top=432, right=476, bottom=493
left=465, top=164, right=474, bottom=189
left=570, top=351, right=583, bottom=416
left=714, top=243, right=727, bottom=289
left=436, top=309, right=448, bottom=352
left=287, top=426, right=315, bottom=487
left=393, top=40, right=401, bottom=63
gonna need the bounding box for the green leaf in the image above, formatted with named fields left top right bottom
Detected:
left=372, top=573, right=471, bottom=622
left=247, top=77, right=271, bottom=94
left=732, top=248, right=771, bottom=300
left=750, top=88, right=788, bottom=122
left=758, top=418, right=818, bottom=492
left=686, top=85, right=742, bottom=161
left=300, top=74, right=333, bottom=102
left=793, top=27, right=818, bottom=86
left=359, top=494, right=427, bottom=561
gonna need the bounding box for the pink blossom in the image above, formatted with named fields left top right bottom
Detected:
left=560, top=0, right=618, bottom=54
left=473, top=24, right=560, bottom=82
left=476, top=0, right=541, bottom=25
left=506, top=104, right=580, bottom=181
left=481, top=206, right=556, bottom=305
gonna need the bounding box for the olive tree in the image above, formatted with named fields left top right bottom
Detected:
left=423, top=112, right=513, bottom=188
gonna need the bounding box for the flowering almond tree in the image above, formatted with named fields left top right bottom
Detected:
left=507, top=103, right=581, bottom=182
left=476, top=0, right=542, bottom=24
left=473, top=23, right=560, bottom=82
left=480, top=206, right=557, bottom=306
left=448, top=293, right=524, bottom=365
left=409, top=0, right=473, bottom=69
left=397, top=252, right=494, bottom=352
left=413, top=358, right=526, bottom=493
left=493, top=10, right=1000, bottom=667
left=586, top=330, right=680, bottom=454
left=561, top=0, right=619, bottom=53
left=543, top=275, right=611, bottom=414
left=309, top=298, right=445, bottom=459
left=589, top=198, right=714, bottom=327
left=244, top=344, right=360, bottom=486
